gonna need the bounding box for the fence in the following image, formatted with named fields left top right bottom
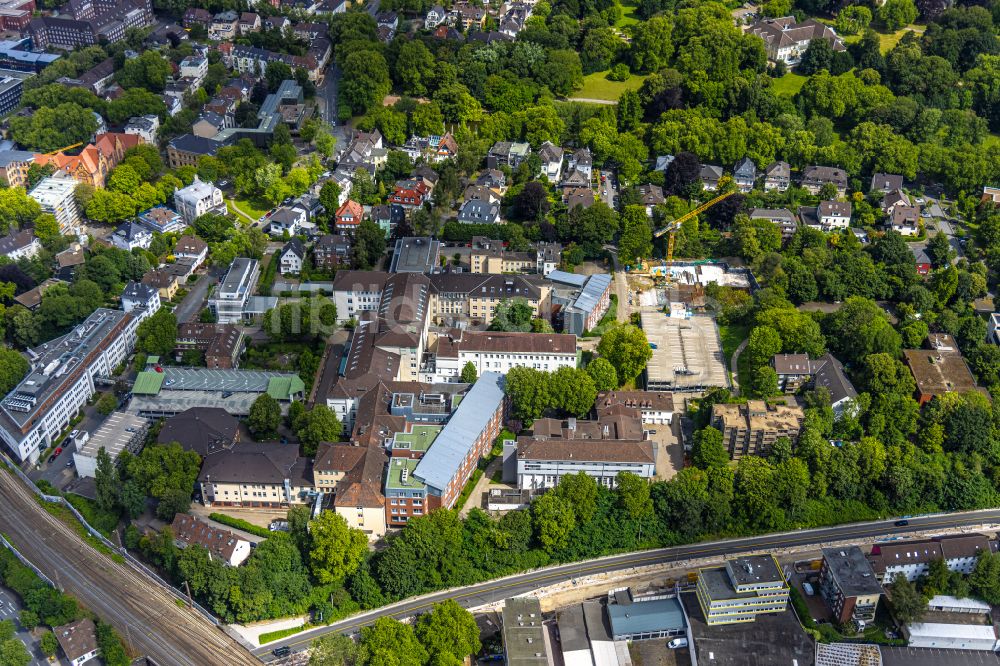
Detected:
left=0, top=454, right=220, bottom=626
left=0, top=533, right=55, bottom=588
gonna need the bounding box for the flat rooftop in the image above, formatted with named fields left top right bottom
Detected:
left=128, top=390, right=269, bottom=417
left=391, top=425, right=442, bottom=453
left=390, top=237, right=440, bottom=273
left=133, top=367, right=297, bottom=394
left=76, top=412, right=149, bottom=459
left=502, top=597, right=549, bottom=666
left=681, top=592, right=813, bottom=666
left=385, top=457, right=425, bottom=491
left=641, top=310, right=728, bottom=391
left=821, top=546, right=883, bottom=597
left=218, top=257, right=257, bottom=296
left=881, top=647, right=1000, bottom=666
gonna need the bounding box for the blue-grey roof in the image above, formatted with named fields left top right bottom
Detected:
left=547, top=270, right=587, bottom=287
left=607, top=598, right=686, bottom=637
left=413, top=372, right=506, bottom=493
left=572, top=273, right=612, bottom=315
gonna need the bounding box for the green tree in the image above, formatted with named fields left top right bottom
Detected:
left=460, top=362, right=477, bottom=384
left=554, top=472, right=599, bottom=522
left=0, top=638, right=29, bottom=666
left=616, top=471, right=653, bottom=519
left=596, top=325, right=652, bottom=384
left=586, top=358, right=618, bottom=391
left=888, top=573, right=927, bottom=623
left=248, top=394, right=282, bottom=439
left=135, top=308, right=176, bottom=357
left=415, top=600, right=481, bottom=663
left=0, top=348, right=29, bottom=396
left=309, top=511, right=367, bottom=584
left=878, top=0, right=917, bottom=30
left=8, top=103, right=98, bottom=153
left=96, top=392, right=117, bottom=415
left=532, top=492, right=575, bottom=554
left=95, top=447, right=120, bottom=513
left=746, top=326, right=783, bottom=370
left=352, top=219, right=386, bottom=270
left=296, top=406, right=343, bottom=456
left=310, top=634, right=360, bottom=666
left=618, top=206, right=653, bottom=266
left=360, top=618, right=428, bottom=666
left=39, top=632, right=58, bottom=658
left=692, top=426, right=729, bottom=469
left=489, top=299, right=534, bottom=332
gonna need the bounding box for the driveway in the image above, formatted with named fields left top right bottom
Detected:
left=649, top=418, right=683, bottom=481
left=28, top=401, right=110, bottom=491
left=0, top=586, right=59, bottom=666
left=173, top=271, right=216, bottom=324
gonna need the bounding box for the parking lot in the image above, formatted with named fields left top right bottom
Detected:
left=0, top=587, right=56, bottom=666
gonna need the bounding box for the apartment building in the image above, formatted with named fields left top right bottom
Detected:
left=428, top=273, right=550, bottom=327
left=0, top=309, right=138, bottom=463
left=819, top=546, right=882, bottom=625
left=424, top=330, right=577, bottom=383
left=29, top=0, right=154, bottom=49
left=120, top=281, right=160, bottom=322
left=173, top=176, right=225, bottom=224
left=0, top=149, right=33, bottom=189
left=514, top=439, right=655, bottom=490
left=869, top=534, right=994, bottom=583
left=595, top=391, right=675, bottom=425
left=29, top=176, right=81, bottom=235
left=696, top=555, right=789, bottom=625
left=314, top=443, right=388, bottom=539
left=411, top=372, right=507, bottom=511
left=711, top=400, right=804, bottom=458
left=174, top=323, right=244, bottom=369
left=209, top=258, right=260, bottom=324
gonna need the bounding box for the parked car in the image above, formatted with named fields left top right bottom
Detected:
left=803, top=582, right=815, bottom=596
left=667, top=638, right=688, bottom=649
left=69, top=430, right=79, bottom=440
left=895, top=519, right=909, bottom=526
left=272, top=646, right=291, bottom=658
left=47, top=455, right=56, bottom=464
left=54, top=447, right=62, bottom=456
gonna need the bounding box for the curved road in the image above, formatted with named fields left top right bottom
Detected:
left=257, top=509, right=1000, bottom=660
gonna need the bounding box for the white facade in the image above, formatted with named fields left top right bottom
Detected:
left=515, top=449, right=655, bottom=490
left=110, top=223, right=153, bottom=251
left=29, top=176, right=80, bottom=236
left=209, top=258, right=260, bottom=324
left=279, top=246, right=303, bottom=275
left=174, top=176, right=225, bottom=224
left=124, top=115, right=160, bottom=144
left=907, top=622, right=998, bottom=651
left=121, top=283, right=161, bottom=322
left=333, top=285, right=382, bottom=323
left=990, top=313, right=1000, bottom=345
left=0, top=310, right=138, bottom=464
left=423, top=345, right=576, bottom=383
left=178, top=55, right=208, bottom=86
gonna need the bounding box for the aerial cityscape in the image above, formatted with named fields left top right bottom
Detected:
left=0, top=0, right=995, bottom=663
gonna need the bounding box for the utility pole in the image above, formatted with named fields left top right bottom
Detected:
left=184, top=580, right=193, bottom=607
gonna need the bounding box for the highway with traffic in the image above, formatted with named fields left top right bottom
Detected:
left=256, top=508, right=1000, bottom=660
left=0, top=468, right=258, bottom=666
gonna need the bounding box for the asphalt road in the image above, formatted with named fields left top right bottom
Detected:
left=0, top=469, right=257, bottom=666
left=256, top=509, right=1000, bottom=660
left=173, top=271, right=217, bottom=324
left=0, top=587, right=50, bottom=666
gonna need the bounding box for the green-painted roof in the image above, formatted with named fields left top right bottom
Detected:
left=146, top=355, right=160, bottom=365
left=132, top=371, right=164, bottom=395
left=385, top=458, right=425, bottom=491
left=266, top=375, right=305, bottom=400
left=392, top=425, right=442, bottom=453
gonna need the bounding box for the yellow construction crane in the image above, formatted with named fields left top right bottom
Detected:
left=643, top=190, right=737, bottom=279
left=41, top=142, right=84, bottom=156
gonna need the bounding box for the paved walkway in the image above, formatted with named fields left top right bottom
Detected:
left=226, top=199, right=258, bottom=225
left=566, top=97, right=617, bottom=105
left=460, top=456, right=504, bottom=518
left=730, top=338, right=748, bottom=395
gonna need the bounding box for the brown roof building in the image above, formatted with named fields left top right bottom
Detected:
left=903, top=334, right=983, bottom=405
left=54, top=618, right=99, bottom=666
left=170, top=513, right=252, bottom=566
left=175, top=322, right=245, bottom=368
left=158, top=407, right=239, bottom=457
left=315, top=442, right=388, bottom=539
left=197, top=442, right=314, bottom=509
left=711, top=400, right=804, bottom=459
left=869, top=534, right=994, bottom=583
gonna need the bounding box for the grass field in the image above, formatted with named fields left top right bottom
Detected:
left=574, top=71, right=648, bottom=101
left=616, top=0, right=639, bottom=26
left=718, top=324, right=750, bottom=363
left=771, top=72, right=808, bottom=97
left=879, top=25, right=924, bottom=51
left=227, top=197, right=270, bottom=222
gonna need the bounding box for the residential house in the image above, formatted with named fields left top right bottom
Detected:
left=990, top=312, right=1000, bottom=345
left=457, top=199, right=500, bottom=224
left=173, top=177, right=225, bottom=224
left=192, top=111, right=229, bottom=139
left=120, top=281, right=160, bottom=322
left=239, top=11, right=261, bottom=33
left=870, top=173, right=904, bottom=194
left=654, top=154, right=675, bottom=172
left=264, top=14, right=290, bottom=31
left=335, top=200, right=364, bottom=233
left=370, top=204, right=405, bottom=237
left=763, top=161, right=791, bottom=191
left=565, top=187, right=594, bottom=211
left=389, top=178, right=430, bottom=208
left=817, top=200, right=852, bottom=230
left=0, top=229, right=39, bottom=261
left=453, top=1, right=486, bottom=29
left=279, top=238, right=304, bottom=275
left=138, top=206, right=185, bottom=234
left=982, top=186, right=1000, bottom=205
left=463, top=185, right=501, bottom=205
left=487, top=141, right=531, bottom=169
left=174, top=235, right=209, bottom=270
left=772, top=352, right=857, bottom=416
left=903, top=334, right=982, bottom=405
left=174, top=323, right=244, bottom=368
left=733, top=157, right=757, bottom=192
left=54, top=618, right=100, bottom=666
left=881, top=189, right=910, bottom=216
left=700, top=164, right=723, bottom=191
left=537, top=141, right=564, bottom=182
left=636, top=184, right=665, bottom=217
left=560, top=169, right=590, bottom=191
left=376, top=10, right=398, bottom=30
left=476, top=169, right=507, bottom=193
left=567, top=148, right=592, bottom=179
left=711, top=400, right=805, bottom=458
left=183, top=7, right=211, bottom=28
left=142, top=268, right=180, bottom=301
left=889, top=205, right=921, bottom=236
left=313, top=233, right=352, bottom=270
left=400, top=133, right=458, bottom=164
left=178, top=55, right=208, bottom=86
left=801, top=165, right=848, bottom=196
left=209, top=10, right=239, bottom=40
left=748, top=16, right=845, bottom=65
left=110, top=221, right=153, bottom=251
left=912, top=245, right=932, bottom=276
left=267, top=206, right=306, bottom=237
left=425, top=4, right=446, bottom=27
left=869, top=534, right=994, bottom=583
left=171, top=513, right=251, bottom=566
left=749, top=208, right=798, bottom=238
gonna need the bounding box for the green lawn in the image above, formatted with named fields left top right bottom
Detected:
left=227, top=197, right=270, bottom=223
left=574, top=71, right=648, bottom=101
left=718, top=324, right=750, bottom=363
left=772, top=73, right=808, bottom=97
left=616, top=0, right=639, bottom=27
left=878, top=25, right=924, bottom=51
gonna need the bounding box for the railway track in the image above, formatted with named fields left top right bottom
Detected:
left=0, top=470, right=258, bottom=666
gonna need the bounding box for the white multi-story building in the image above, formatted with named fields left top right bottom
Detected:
left=209, top=258, right=260, bottom=324
left=331, top=270, right=389, bottom=323
left=29, top=176, right=80, bottom=236
left=173, top=176, right=225, bottom=224
left=422, top=331, right=577, bottom=383
left=990, top=312, right=1000, bottom=345
left=178, top=55, right=208, bottom=86
left=124, top=114, right=160, bottom=144
left=513, top=439, right=655, bottom=490
left=279, top=239, right=304, bottom=275
left=120, top=281, right=160, bottom=322
left=870, top=535, right=993, bottom=584
left=0, top=309, right=139, bottom=464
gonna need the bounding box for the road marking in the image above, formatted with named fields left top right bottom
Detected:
left=264, top=513, right=997, bottom=653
